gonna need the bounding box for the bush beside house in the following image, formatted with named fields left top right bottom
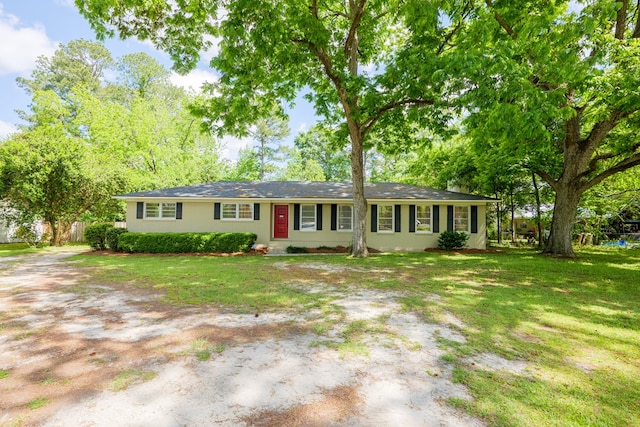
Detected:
left=437, top=231, right=469, bottom=251
left=84, top=224, right=114, bottom=250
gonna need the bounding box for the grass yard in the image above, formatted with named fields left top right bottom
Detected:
left=71, top=247, right=640, bottom=427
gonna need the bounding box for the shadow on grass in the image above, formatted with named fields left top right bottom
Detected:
left=70, top=248, right=640, bottom=426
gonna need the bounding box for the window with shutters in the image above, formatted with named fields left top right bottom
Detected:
left=454, top=206, right=470, bottom=232
left=416, top=205, right=432, bottom=233
left=145, top=202, right=176, bottom=220
left=222, top=203, right=253, bottom=220
left=377, top=205, right=394, bottom=233
left=300, top=204, right=316, bottom=231
left=337, top=205, right=353, bottom=231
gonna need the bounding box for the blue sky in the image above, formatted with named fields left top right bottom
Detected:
left=0, top=0, right=315, bottom=160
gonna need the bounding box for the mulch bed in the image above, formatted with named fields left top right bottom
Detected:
left=423, top=248, right=503, bottom=254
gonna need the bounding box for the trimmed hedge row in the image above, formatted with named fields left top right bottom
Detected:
left=118, top=232, right=257, bottom=254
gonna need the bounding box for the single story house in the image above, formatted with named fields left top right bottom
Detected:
left=115, top=181, right=497, bottom=252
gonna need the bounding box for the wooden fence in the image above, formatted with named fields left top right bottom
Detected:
left=67, top=222, right=127, bottom=243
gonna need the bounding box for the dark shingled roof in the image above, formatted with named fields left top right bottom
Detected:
left=116, top=181, right=497, bottom=202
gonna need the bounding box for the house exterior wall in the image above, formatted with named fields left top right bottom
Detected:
left=125, top=201, right=272, bottom=243
left=126, top=200, right=488, bottom=252
left=276, top=203, right=486, bottom=252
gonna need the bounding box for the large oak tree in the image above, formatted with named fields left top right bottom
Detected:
left=75, top=0, right=469, bottom=257
left=458, top=0, right=640, bottom=256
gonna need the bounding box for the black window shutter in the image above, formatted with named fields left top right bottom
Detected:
left=254, top=203, right=260, bottom=220
left=330, top=204, right=337, bottom=231
left=394, top=205, right=401, bottom=232
left=176, top=202, right=183, bottom=220
left=136, top=202, right=144, bottom=219
left=471, top=205, right=478, bottom=233
left=294, top=204, right=300, bottom=230
left=371, top=204, right=378, bottom=232
left=409, top=205, right=416, bottom=233
left=433, top=205, right=440, bottom=233
left=316, top=204, right=323, bottom=230
left=214, top=202, right=221, bottom=220
left=447, top=205, right=454, bottom=231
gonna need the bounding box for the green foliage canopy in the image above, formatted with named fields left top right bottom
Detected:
left=75, top=0, right=467, bottom=256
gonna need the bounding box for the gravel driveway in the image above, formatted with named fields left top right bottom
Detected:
left=0, top=249, right=487, bottom=427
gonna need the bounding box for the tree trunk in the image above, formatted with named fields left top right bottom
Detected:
left=509, top=190, right=516, bottom=243
left=350, top=133, right=368, bottom=257
left=260, top=137, right=265, bottom=181
left=532, top=172, right=543, bottom=249
left=48, top=219, right=72, bottom=247
left=543, top=184, right=582, bottom=257
left=496, top=199, right=502, bottom=244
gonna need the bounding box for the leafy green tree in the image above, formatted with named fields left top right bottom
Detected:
left=5, top=40, right=228, bottom=241
left=293, top=125, right=350, bottom=181
left=457, top=1, right=640, bottom=256
left=76, top=0, right=466, bottom=257
left=16, top=39, right=112, bottom=100
left=248, top=108, right=290, bottom=180
left=0, top=121, right=124, bottom=246
left=116, top=52, right=170, bottom=99
left=72, top=52, right=226, bottom=190
left=581, top=167, right=640, bottom=238
left=224, top=147, right=262, bottom=181
left=275, top=147, right=326, bottom=181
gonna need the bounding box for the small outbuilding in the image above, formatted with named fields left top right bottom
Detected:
left=115, top=181, right=497, bottom=252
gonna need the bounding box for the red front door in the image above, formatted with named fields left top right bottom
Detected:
left=274, top=205, right=289, bottom=239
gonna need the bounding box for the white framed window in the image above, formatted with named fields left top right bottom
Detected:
left=416, top=205, right=432, bottom=233
left=454, top=206, right=470, bottom=232
left=338, top=205, right=353, bottom=231
left=378, top=205, right=394, bottom=233
left=145, top=202, right=176, bottom=220
left=300, top=204, right=316, bottom=231
left=222, top=203, right=253, bottom=220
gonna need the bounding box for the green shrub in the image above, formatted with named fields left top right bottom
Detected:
left=286, top=246, right=308, bottom=253
left=13, top=225, right=38, bottom=247
left=84, top=223, right=114, bottom=250
left=105, top=227, right=128, bottom=252
left=437, top=230, right=469, bottom=251
left=118, top=232, right=257, bottom=254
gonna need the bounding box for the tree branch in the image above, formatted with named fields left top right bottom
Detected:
left=564, top=104, right=582, bottom=151
left=292, top=37, right=355, bottom=128
left=602, top=187, right=640, bottom=198
left=485, top=0, right=517, bottom=39
left=326, top=7, right=349, bottom=19
left=585, top=140, right=640, bottom=173
left=344, top=0, right=367, bottom=59
left=361, top=98, right=434, bottom=138
left=437, top=3, right=473, bottom=55
left=535, top=169, right=559, bottom=191
left=616, top=0, right=628, bottom=39
left=582, top=151, right=640, bottom=192
left=634, top=0, right=640, bottom=38
left=583, top=110, right=628, bottom=149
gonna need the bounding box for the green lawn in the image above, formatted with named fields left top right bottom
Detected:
left=71, top=247, right=640, bottom=427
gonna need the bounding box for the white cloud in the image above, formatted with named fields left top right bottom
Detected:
left=200, top=34, right=221, bottom=63
left=221, top=136, right=252, bottom=161
left=54, top=0, right=75, bottom=7
left=170, top=68, right=218, bottom=92
left=0, top=120, right=17, bottom=139
left=0, top=4, right=58, bottom=76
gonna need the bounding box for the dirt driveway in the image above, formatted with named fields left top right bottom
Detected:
left=1, top=249, right=487, bottom=426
